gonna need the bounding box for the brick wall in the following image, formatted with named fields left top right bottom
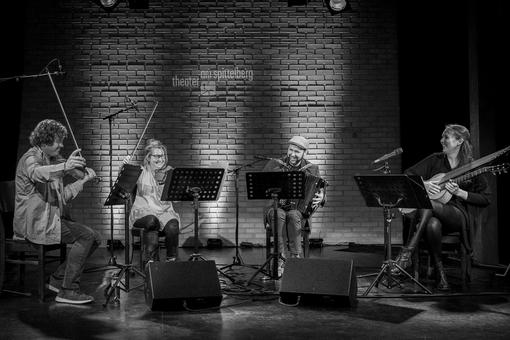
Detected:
left=17, top=0, right=401, bottom=247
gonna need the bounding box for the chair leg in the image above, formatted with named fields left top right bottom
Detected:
left=265, top=229, right=271, bottom=261
left=426, top=253, right=433, bottom=279
left=19, top=251, right=25, bottom=288
left=412, top=245, right=419, bottom=281
left=460, top=244, right=470, bottom=286
left=38, top=246, right=45, bottom=302
left=302, top=231, right=310, bottom=258
left=139, top=229, right=145, bottom=271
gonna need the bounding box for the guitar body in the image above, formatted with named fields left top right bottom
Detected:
left=425, top=173, right=452, bottom=204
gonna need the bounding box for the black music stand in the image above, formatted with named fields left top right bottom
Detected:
left=161, top=167, right=234, bottom=282
left=102, top=164, right=144, bottom=306
left=354, top=174, right=433, bottom=296
left=245, top=171, right=305, bottom=285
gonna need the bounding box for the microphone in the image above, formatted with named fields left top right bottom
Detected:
left=56, top=60, right=66, bottom=76
left=126, top=96, right=139, bottom=112
left=373, top=147, right=403, bottom=164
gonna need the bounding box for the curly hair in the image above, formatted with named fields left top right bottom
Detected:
left=443, top=124, right=473, bottom=166
left=29, top=119, right=68, bottom=147
left=143, top=138, right=167, bottom=168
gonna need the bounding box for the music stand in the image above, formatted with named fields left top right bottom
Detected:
left=161, top=167, right=234, bottom=282
left=354, top=174, right=433, bottom=296
left=245, top=171, right=305, bottom=285
left=102, top=164, right=145, bottom=306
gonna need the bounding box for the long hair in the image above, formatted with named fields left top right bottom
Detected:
left=29, top=119, right=68, bottom=147
left=142, top=138, right=168, bottom=169
left=443, top=124, right=473, bottom=166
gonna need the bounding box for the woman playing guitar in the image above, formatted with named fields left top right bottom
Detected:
left=395, top=124, right=491, bottom=290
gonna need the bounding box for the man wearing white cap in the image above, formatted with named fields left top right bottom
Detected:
left=262, top=136, right=325, bottom=274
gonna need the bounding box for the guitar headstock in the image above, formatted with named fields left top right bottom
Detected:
left=487, top=163, right=510, bottom=175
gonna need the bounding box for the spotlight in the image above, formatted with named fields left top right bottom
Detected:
left=92, top=0, right=120, bottom=11
left=329, top=0, right=347, bottom=11
left=324, top=0, right=350, bottom=15
left=100, top=0, right=118, bottom=8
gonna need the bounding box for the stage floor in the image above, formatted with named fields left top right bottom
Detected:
left=1, top=244, right=510, bottom=339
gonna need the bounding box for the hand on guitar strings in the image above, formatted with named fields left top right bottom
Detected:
left=425, top=181, right=441, bottom=195
left=445, top=180, right=460, bottom=195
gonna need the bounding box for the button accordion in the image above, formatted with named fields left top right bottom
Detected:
left=281, top=174, right=327, bottom=218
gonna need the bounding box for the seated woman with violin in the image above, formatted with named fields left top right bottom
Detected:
left=124, top=139, right=180, bottom=263
left=395, top=124, right=491, bottom=290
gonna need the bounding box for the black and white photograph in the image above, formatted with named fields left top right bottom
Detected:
left=1, top=0, right=509, bottom=339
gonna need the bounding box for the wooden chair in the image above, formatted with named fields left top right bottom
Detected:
left=410, top=232, right=471, bottom=288
left=0, top=180, right=66, bottom=302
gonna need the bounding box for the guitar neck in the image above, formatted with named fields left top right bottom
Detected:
left=439, top=145, right=510, bottom=184
left=450, top=167, right=488, bottom=185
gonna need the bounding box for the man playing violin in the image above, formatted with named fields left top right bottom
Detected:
left=14, top=119, right=100, bottom=304
left=263, top=136, right=325, bottom=276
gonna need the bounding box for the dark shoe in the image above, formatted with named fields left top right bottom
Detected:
left=436, top=261, right=450, bottom=291
left=55, top=288, right=94, bottom=304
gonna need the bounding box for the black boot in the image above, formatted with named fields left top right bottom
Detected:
left=435, top=261, right=450, bottom=291
left=396, top=247, right=413, bottom=269
left=142, top=230, right=160, bottom=266
left=392, top=246, right=413, bottom=275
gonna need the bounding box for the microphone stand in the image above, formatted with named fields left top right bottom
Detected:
left=220, top=157, right=265, bottom=271
left=85, top=104, right=137, bottom=273
left=104, top=105, right=137, bottom=266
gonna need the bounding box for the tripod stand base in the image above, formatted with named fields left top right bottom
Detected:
left=245, top=253, right=285, bottom=286
left=362, top=260, right=432, bottom=296
left=103, top=264, right=146, bottom=307
left=220, top=252, right=259, bottom=271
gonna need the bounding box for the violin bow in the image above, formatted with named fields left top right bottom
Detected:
left=129, top=101, right=159, bottom=160
left=45, top=66, right=82, bottom=156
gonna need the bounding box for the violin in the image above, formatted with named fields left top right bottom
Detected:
left=52, top=155, right=99, bottom=183
left=154, top=166, right=172, bottom=185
